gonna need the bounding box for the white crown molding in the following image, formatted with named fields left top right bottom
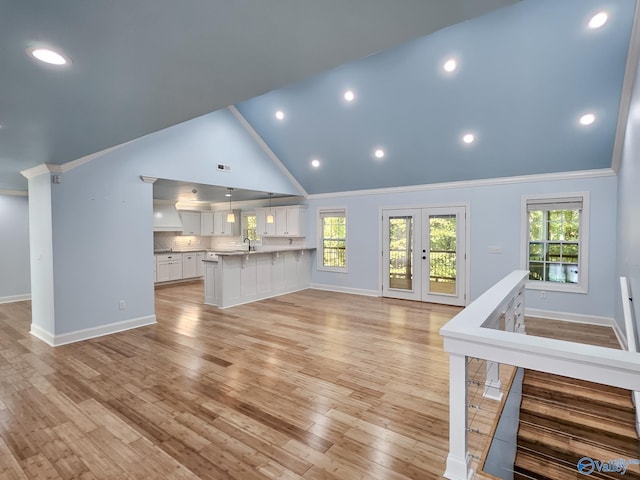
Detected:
left=20, top=163, right=63, bottom=179
left=227, top=105, right=308, bottom=198
left=61, top=139, right=136, bottom=174
left=307, top=168, right=616, bottom=200
left=611, top=2, right=640, bottom=173
left=140, top=176, right=158, bottom=184
left=0, top=189, right=28, bottom=197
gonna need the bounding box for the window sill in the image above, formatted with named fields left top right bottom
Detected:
left=525, top=280, right=588, bottom=294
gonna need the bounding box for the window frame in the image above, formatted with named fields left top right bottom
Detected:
left=520, top=192, right=589, bottom=294
left=241, top=211, right=261, bottom=242
left=317, top=207, right=348, bottom=273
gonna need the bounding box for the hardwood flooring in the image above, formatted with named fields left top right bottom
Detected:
left=0, top=282, right=628, bottom=479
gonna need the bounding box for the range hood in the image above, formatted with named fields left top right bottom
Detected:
left=153, top=200, right=184, bottom=232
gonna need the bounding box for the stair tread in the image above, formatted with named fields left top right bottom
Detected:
left=518, top=421, right=640, bottom=470
left=522, top=374, right=635, bottom=411
left=520, top=396, right=638, bottom=440
left=523, top=370, right=632, bottom=398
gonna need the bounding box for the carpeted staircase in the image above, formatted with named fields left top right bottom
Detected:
left=514, top=369, right=640, bottom=479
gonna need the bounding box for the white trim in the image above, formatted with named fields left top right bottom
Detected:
left=0, top=190, right=28, bottom=197
left=611, top=2, right=640, bottom=173
left=525, top=308, right=615, bottom=327
left=217, top=287, right=309, bottom=309
left=310, top=283, right=379, bottom=297
left=227, top=105, right=308, bottom=197
left=307, top=169, right=615, bottom=200
left=316, top=206, right=348, bottom=273
left=0, top=293, right=31, bottom=304
left=613, top=322, right=629, bottom=351
left=60, top=141, right=135, bottom=173
left=30, top=315, right=157, bottom=347
left=20, top=163, right=63, bottom=179
left=520, top=191, right=590, bottom=294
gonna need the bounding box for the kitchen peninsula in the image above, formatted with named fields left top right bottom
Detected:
left=203, top=248, right=315, bottom=308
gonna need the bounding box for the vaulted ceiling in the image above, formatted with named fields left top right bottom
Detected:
left=1, top=0, right=636, bottom=195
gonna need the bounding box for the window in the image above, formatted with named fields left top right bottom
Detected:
left=521, top=193, right=589, bottom=293
left=318, top=208, right=347, bottom=272
left=242, top=212, right=260, bottom=241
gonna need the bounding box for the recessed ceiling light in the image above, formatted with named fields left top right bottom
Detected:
left=462, top=133, right=475, bottom=144
left=311, top=159, right=320, bottom=168
left=344, top=90, right=355, bottom=102
left=579, top=113, right=596, bottom=126
left=443, top=58, right=457, bottom=73
left=588, top=12, right=608, bottom=29
left=275, top=110, right=285, bottom=120
left=27, top=47, right=71, bottom=66
left=374, top=148, right=385, bottom=159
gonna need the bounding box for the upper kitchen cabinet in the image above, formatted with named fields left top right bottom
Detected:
left=200, top=212, right=215, bottom=236
left=255, top=205, right=306, bottom=237
left=213, top=210, right=241, bottom=236
left=179, top=211, right=201, bottom=236
left=255, top=208, right=276, bottom=237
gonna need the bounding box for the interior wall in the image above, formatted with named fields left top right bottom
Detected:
left=307, top=174, right=618, bottom=319
left=616, top=58, right=640, bottom=340
left=40, top=108, right=302, bottom=336
left=0, top=194, right=31, bottom=302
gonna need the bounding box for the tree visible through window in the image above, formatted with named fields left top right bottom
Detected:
left=320, top=209, right=346, bottom=270
left=242, top=213, right=259, bottom=241
left=523, top=194, right=587, bottom=291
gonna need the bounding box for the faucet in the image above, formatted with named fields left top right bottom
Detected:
left=243, top=237, right=252, bottom=251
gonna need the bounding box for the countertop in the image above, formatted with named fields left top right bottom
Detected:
left=154, top=249, right=207, bottom=254
left=213, top=247, right=315, bottom=256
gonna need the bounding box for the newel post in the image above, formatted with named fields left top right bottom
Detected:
left=444, top=353, right=472, bottom=480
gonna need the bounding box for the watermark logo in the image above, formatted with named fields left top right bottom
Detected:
left=577, top=457, right=640, bottom=475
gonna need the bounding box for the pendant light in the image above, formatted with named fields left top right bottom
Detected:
left=226, top=188, right=235, bottom=223
left=266, top=193, right=274, bottom=224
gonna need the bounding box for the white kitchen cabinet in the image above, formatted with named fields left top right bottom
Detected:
left=274, top=206, right=306, bottom=237
left=156, top=253, right=183, bottom=282
left=196, top=252, right=205, bottom=277
left=182, top=253, right=198, bottom=278
left=179, top=211, right=201, bottom=236
left=255, top=208, right=276, bottom=236
left=213, top=210, right=241, bottom=236
left=200, top=212, right=215, bottom=236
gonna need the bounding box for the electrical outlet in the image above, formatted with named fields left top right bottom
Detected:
left=539, top=291, right=547, bottom=300
left=119, top=300, right=126, bottom=310
left=488, top=246, right=502, bottom=254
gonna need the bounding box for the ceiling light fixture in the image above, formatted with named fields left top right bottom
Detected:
left=344, top=90, right=355, bottom=102
left=275, top=110, right=285, bottom=120
left=226, top=188, right=235, bottom=223
left=579, top=113, right=596, bottom=126
left=267, top=193, right=274, bottom=224
left=588, top=11, right=608, bottom=29
left=27, top=47, right=71, bottom=66
left=462, top=133, right=475, bottom=144
left=311, top=159, right=320, bottom=168
left=443, top=58, right=457, bottom=73
left=374, top=149, right=385, bottom=159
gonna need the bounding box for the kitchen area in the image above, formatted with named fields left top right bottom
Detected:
left=152, top=179, right=314, bottom=308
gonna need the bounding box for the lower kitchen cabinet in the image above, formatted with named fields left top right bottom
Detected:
left=156, top=253, right=183, bottom=282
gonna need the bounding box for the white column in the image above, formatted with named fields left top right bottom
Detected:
left=444, top=353, right=472, bottom=480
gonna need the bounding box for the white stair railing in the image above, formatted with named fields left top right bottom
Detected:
left=440, top=270, right=640, bottom=480
left=620, top=276, right=640, bottom=437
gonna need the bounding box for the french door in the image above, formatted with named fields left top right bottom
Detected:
left=382, top=206, right=467, bottom=306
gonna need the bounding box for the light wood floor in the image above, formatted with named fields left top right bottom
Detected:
left=0, top=283, right=622, bottom=479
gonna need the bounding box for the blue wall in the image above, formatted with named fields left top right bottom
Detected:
left=616, top=60, right=640, bottom=339
left=42, top=108, right=301, bottom=335
left=0, top=194, right=30, bottom=301
left=307, top=174, right=618, bottom=318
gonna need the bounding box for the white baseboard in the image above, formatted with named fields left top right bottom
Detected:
left=0, top=293, right=31, bottom=304
left=30, top=314, right=157, bottom=347
left=525, top=308, right=625, bottom=348
left=310, top=283, right=379, bottom=297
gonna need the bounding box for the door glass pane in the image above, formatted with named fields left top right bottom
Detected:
left=429, top=214, right=457, bottom=295
left=388, top=217, right=413, bottom=290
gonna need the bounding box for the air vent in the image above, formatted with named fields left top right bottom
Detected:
left=217, top=164, right=231, bottom=172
